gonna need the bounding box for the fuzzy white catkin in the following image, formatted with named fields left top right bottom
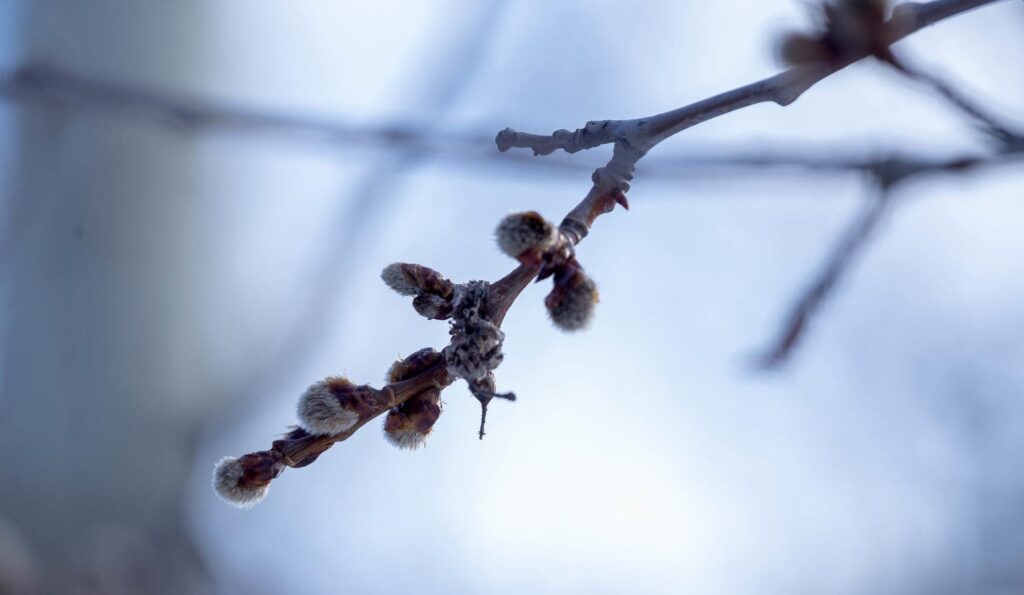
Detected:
left=548, top=274, right=598, bottom=331
left=212, top=457, right=268, bottom=508
left=383, top=427, right=430, bottom=451
left=495, top=212, right=557, bottom=259
left=297, top=379, right=360, bottom=435
left=380, top=263, right=420, bottom=296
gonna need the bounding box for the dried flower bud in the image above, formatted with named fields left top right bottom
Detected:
left=495, top=211, right=557, bottom=261
left=296, top=376, right=361, bottom=436
left=467, top=372, right=515, bottom=440
left=383, top=387, right=442, bottom=450
left=381, top=263, right=453, bottom=298
left=545, top=261, right=598, bottom=331
left=443, top=281, right=505, bottom=382
left=213, top=451, right=284, bottom=508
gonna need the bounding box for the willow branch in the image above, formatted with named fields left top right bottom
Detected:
left=192, top=0, right=1014, bottom=505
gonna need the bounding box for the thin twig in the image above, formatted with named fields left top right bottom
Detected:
left=887, top=51, right=1023, bottom=145
left=647, top=147, right=1024, bottom=182
left=749, top=145, right=1023, bottom=368
left=754, top=185, right=894, bottom=369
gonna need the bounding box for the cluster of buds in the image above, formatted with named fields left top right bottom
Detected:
left=381, top=262, right=455, bottom=320
left=215, top=208, right=606, bottom=506
left=495, top=211, right=599, bottom=331
left=214, top=348, right=452, bottom=507
left=779, top=0, right=892, bottom=66
left=381, top=262, right=517, bottom=439
left=443, top=279, right=516, bottom=438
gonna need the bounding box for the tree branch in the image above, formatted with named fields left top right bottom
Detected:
left=192, top=0, right=1019, bottom=506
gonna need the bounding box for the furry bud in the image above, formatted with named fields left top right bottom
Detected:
left=545, top=261, right=598, bottom=331
left=495, top=211, right=557, bottom=261
left=384, top=387, right=442, bottom=450
left=413, top=293, right=453, bottom=320
left=388, top=348, right=443, bottom=384
left=381, top=263, right=454, bottom=298
left=213, top=451, right=284, bottom=508
left=296, top=376, right=361, bottom=436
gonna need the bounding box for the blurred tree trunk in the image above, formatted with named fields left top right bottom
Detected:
left=1, top=4, right=220, bottom=593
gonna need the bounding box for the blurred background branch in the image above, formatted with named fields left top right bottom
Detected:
left=2, top=58, right=1019, bottom=181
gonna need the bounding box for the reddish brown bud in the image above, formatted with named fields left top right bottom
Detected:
left=213, top=450, right=284, bottom=508
left=296, top=376, right=361, bottom=435
left=383, top=387, right=442, bottom=450
left=783, top=0, right=890, bottom=66
left=413, top=293, right=453, bottom=320
left=823, top=0, right=888, bottom=58
left=778, top=33, right=835, bottom=66
left=387, top=348, right=443, bottom=384
left=545, top=260, right=598, bottom=332
left=495, top=211, right=558, bottom=262
left=381, top=263, right=454, bottom=298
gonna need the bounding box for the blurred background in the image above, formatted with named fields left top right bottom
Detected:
left=1, top=1, right=1022, bottom=593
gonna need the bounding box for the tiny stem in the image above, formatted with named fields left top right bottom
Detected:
left=478, top=403, right=488, bottom=440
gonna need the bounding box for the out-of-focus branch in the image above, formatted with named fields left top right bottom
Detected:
left=755, top=186, right=894, bottom=369
left=749, top=143, right=1023, bottom=368
left=0, top=62, right=489, bottom=150
left=496, top=0, right=1010, bottom=242
left=895, top=58, right=1021, bottom=144
left=2, top=62, right=1019, bottom=187
left=643, top=147, right=1023, bottom=179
